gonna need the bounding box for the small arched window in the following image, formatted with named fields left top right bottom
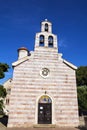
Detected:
left=48, top=36, right=53, bottom=47
left=45, top=23, right=48, bottom=32
left=39, top=35, right=44, bottom=46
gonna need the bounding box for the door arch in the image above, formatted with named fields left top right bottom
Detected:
left=38, top=95, right=52, bottom=124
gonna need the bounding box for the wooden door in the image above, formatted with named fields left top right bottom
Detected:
left=38, top=103, right=52, bottom=124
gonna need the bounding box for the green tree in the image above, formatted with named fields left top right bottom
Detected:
left=0, top=63, right=9, bottom=114
left=76, top=66, right=87, bottom=114
left=0, top=63, right=9, bottom=79
left=0, top=85, right=7, bottom=98
left=77, top=86, right=87, bottom=111
left=0, top=85, right=7, bottom=111
left=76, top=66, right=87, bottom=86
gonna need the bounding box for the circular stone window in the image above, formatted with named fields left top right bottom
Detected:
left=40, top=68, right=50, bottom=78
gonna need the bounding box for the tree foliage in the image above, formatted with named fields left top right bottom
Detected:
left=76, top=66, right=87, bottom=86
left=76, top=66, right=87, bottom=113
left=0, top=63, right=9, bottom=79
left=77, top=86, right=87, bottom=111
left=0, top=85, right=7, bottom=111
left=0, top=85, right=7, bottom=98
left=0, top=100, right=4, bottom=111
left=0, top=63, right=9, bottom=113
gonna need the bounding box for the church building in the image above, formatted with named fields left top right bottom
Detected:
left=8, top=19, right=79, bottom=127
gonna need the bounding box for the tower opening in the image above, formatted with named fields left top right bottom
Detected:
left=45, top=23, right=48, bottom=32
left=39, top=35, right=44, bottom=46
left=48, top=36, right=53, bottom=47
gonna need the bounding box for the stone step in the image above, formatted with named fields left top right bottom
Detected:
left=33, top=124, right=56, bottom=128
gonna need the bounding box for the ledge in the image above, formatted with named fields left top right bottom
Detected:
left=12, top=56, right=29, bottom=67
left=63, top=59, right=77, bottom=70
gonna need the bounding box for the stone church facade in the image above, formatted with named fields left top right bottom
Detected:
left=8, top=19, right=79, bottom=127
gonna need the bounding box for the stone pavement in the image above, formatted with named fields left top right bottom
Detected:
left=0, top=123, right=87, bottom=130
left=6, top=128, right=82, bottom=130
left=0, top=127, right=81, bottom=130
left=0, top=122, right=87, bottom=130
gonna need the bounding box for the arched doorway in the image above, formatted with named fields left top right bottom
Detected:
left=38, top=95, right=52, bottom=124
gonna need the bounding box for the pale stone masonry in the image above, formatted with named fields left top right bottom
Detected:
left=3, top=78, right=12, bottom=114
left=8, top=19, right=79, bottom=127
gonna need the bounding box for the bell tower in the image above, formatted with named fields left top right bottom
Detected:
left=35, top=19, right=58, bottom=53
left=41, top=19, right=52, bottom=33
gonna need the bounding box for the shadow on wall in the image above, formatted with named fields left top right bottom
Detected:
left=79, top=109, right=87, bottom=117
left=77, top=126, right=87, bottom=130
left=76, top=116, right=87, bottom=130
left=0, top=115, right=8, bottom=127
left=84, top=116, right=87, bottom=129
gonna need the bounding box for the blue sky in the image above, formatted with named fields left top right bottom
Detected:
left=0, top=0, right=87, bottom=84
